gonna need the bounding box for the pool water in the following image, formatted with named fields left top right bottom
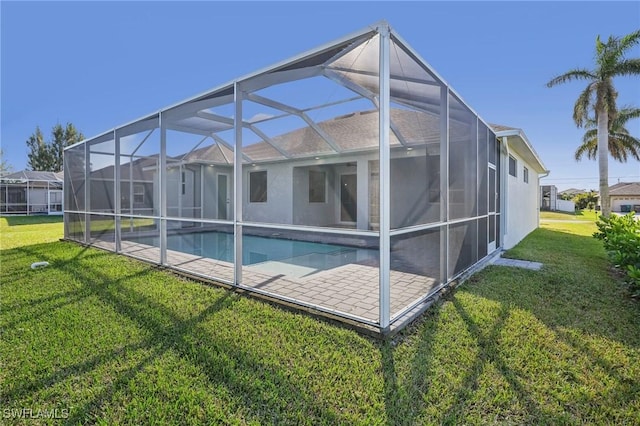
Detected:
left=132, top=231, right=378, bottom=277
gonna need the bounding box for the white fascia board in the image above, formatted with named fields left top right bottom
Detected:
left=497, top=128, right=548, bottom=174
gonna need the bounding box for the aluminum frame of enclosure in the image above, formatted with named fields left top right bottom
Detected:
left=63, top=21, right=503, bottom=334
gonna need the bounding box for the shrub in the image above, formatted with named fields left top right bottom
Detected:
left=594, top=213, right=640, bottom=296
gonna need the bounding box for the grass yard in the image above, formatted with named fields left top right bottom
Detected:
left=1, top=215, right=639, bottom=424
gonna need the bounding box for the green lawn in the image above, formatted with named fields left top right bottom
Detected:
left=540, top=209, right=600, bottom=221
left=1, top=215, right=639, bottom=424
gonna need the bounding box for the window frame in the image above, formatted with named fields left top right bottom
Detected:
left=249, top=170, right=268, bottom=203
left=133, top=183, right=145, bottom=204
left=523, top=166, right=529, bottom=183
left=308, top=170, right=326, bottom=203
left=508, top=155, right=517, bottom=177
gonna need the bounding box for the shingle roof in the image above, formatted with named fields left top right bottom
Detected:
left=609, top=182, right=640, bottom=196
left=0, top=170, right=63, bottom=182
left=489, top=123, right=519, bottom=132
left=239, top=108, right=465, bottom=162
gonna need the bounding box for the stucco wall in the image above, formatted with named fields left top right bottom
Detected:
left=504, top=148, right=540, bottom=249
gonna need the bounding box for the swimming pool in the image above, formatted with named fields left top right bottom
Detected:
left=131, top=231, right=379, bottom=277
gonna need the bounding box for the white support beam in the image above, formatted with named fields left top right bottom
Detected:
left=323, top=68, right=377, bottom=100
left=240, top=65, right=323, bottom=93
left=210, top=133, right=252, bottom=163
left=326, top=65, right=441, bottom=87
left=179, top=135, right=210, bottom=160
left=216, top=143, right=230, bottom=164
left=440, top=85, right=449, bottom=283
left=389, top=121, right=408, bottom=147
left=160, top=112, right=168, bottom=265
left=117, top=118, right=158, bottom=138
left=247, top=124, right=292, bottom=159
left=378, top=23, right=391, bottom=332
left=195, top=110, right=235, bottom=127
left=114, top=129, right=121, bottom=253
left=234, top=83, right=243, bottom=286
left=300, top=95, right=362, bottom=113
left=163, top=94, right=235, bottom=122
left=165, top=124, right=217, bottom=137
left=246, top=93, right=342, bottom=153
left=130, top=129, right=155, bottom=156
left=84, top=143, right=91, bottom=244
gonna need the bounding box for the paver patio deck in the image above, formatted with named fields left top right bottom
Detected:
left=98, top=239, right=440, bottom=323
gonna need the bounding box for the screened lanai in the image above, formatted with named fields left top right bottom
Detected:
left=64, top=21, right=503, bottom=333
left=1, top=170, right=64, bottom=215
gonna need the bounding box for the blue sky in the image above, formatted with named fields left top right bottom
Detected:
left=2, top=1, right=639, bottom=191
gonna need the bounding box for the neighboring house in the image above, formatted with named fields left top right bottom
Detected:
left=0, top=170, right=63, bottom=215
left=64, top=21, right=548, bottom=333
left=541, top=185, right=558, bottom=211
left=540, top=184, right=575, bottom=213
left=609, top=182, right=640, bottom=213
left=559, top=188, right=587, bottom=199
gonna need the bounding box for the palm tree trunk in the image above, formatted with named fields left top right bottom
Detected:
left=597, top=106, right=610, bottom=217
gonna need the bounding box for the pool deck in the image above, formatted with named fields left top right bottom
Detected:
left=91, top=239, right=440, bottom=324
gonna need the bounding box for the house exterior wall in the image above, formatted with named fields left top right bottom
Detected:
left=611, top=197, right=640, bottom=213
left=504, top=147, right=540, bottom=249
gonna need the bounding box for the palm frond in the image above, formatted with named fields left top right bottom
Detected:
left=546, top=69, right=596, bottom=87
left=582, top=128, right=597, bottom=143
left=575, top=137, right=597, bottom=161
left=617, top=29, right=640, bottom=56
left=573, top=84, right=594, bottom=126
left=612, top=58, right=640, bottom=77
left=617, top=107, right=640, bottom=122
left=612, top=133, right=640, bottom=161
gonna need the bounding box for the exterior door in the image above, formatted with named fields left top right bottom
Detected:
left=488, top=167, right=497, bottom=252
left=340, top=174, right=357, bottom=223
left=48, top=190, right=63, bottom=214
left=217, top=174, right=229, bottom=220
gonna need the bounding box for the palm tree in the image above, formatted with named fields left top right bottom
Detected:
left=575, top=107, right=640, bottom=162
left=547, top=30, right=640, bottom=217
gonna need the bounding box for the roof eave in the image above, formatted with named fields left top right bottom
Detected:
left=496, top=128, right=548, bottom=174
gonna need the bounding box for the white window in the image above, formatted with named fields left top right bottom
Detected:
left=134, top=184, right=145, bottom=204
left=523, top=167, right=529, bottom=183
left=249, top=171, right=267, bottom=203
left=308, top=170, right=326, bottom=203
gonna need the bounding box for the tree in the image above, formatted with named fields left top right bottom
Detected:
left=575, top=107, right=640, bottom=162
left=0, top=148, right=13, bottom=176
left=26, top=126, right=53, bottom=171
left=547, top=30, right=640, bottom=217
left=26, top=123, right=84, bottom=172
left=573, top=190, right=599, bottom=210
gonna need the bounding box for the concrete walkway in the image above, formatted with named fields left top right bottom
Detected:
left=491, top=257, right=543, bottom=271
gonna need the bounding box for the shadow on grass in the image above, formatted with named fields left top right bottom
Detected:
left=481, top=227, right=639, bottom=347
left=1, top=215, right=63, bottom=226
left=381, top=312, right=438, bottom=425
left=379, top=225, right=639, bottom=423
left=4, top=242, right=343, bottom=424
